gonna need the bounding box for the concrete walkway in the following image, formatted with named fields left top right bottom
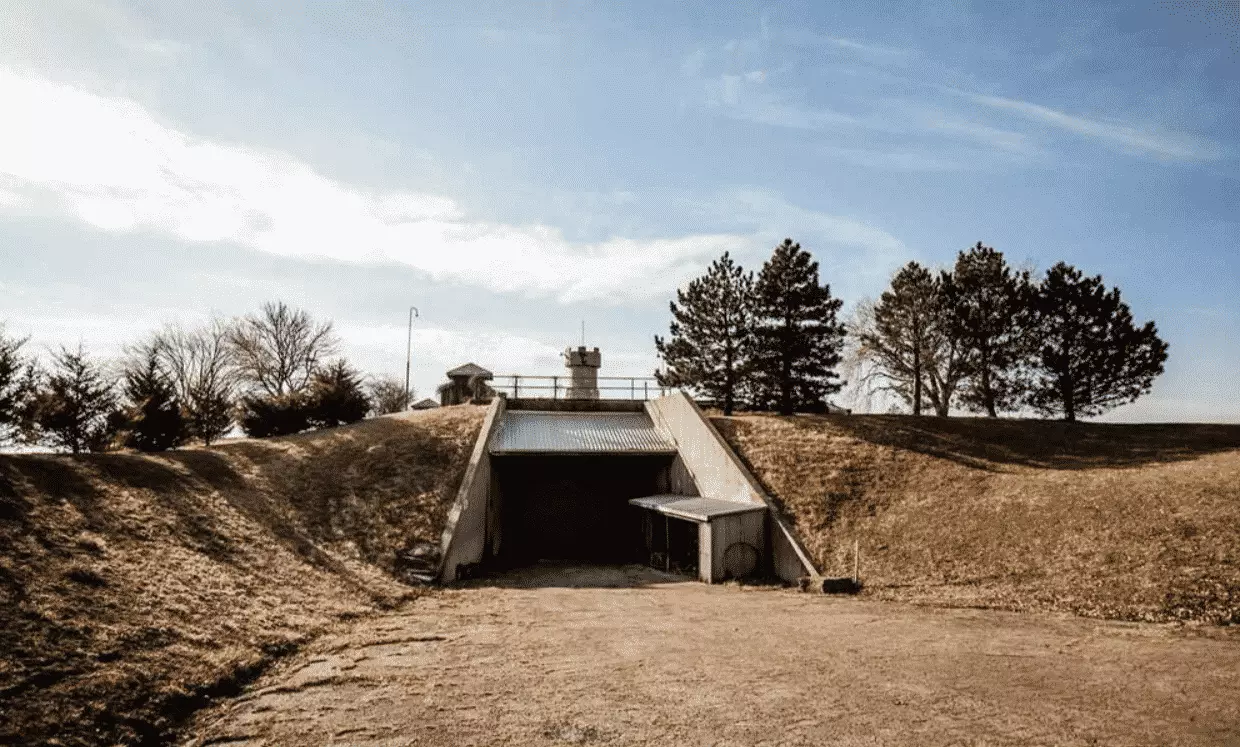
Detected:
left=186, top=564, right=1240, bottom=746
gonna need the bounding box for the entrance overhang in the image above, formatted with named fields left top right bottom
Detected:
left=489, top=411, right=677, bottom=456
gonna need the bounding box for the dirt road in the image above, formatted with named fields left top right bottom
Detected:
left=185, top=564, right=1240, bottom=746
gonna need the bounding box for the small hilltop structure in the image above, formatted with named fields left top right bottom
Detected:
left=437, top=363, right=495, bottom=406
left=564, top=346, right=602, bottom=399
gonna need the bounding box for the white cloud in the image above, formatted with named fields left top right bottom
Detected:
left=789, top=32, right=915, bottom=61
left=682, top=187, right=909, bottom=300
left=704, top=73, right=859, bottom=130
left=0, top=69, right=760, bottom=305
left=680, top=47, right=707, bottom=77
left=340, top=322, right=566, bottom=378
left=969, top=93, right=1225, bottom=162
left=816, top=145, right=971, bottom=172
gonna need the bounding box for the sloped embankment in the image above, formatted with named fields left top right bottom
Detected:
left=0, top=405, right=485, bottom=746
left=714, top=414, right=1240, bottom=625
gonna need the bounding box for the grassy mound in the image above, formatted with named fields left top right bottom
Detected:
left=714, top=414, right=1240, bottom=625
left=0, top=405, right=485, bottom=746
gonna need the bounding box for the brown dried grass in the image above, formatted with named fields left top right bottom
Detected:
left=0, top=405, right=485, bottom=746
left=713, top=414, right=1240, bottom=625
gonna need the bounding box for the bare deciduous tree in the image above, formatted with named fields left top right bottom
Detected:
left=228, top=301, right=338, bottom=398
left=140, top=319, right=238, bottom=445
left=850, top=264, right=967, bottom=417
left=367, top=375, right=411, bottom=415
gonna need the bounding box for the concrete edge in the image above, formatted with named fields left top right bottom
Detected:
left=436, top=396, right=507, bottom=583
left=653, top=391, right=821, bottom=580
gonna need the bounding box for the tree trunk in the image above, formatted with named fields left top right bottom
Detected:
left=779, top=322, right=793, bottom=416
left=982, top=367, right=997, bottom=417
left=780, top=357, right=792, bottom=416
left=912, top=346, right=922, bottom=416
left=1062, top=372, right=1075, bottom=422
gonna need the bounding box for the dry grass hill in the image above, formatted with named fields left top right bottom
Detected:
left=715, top=414, right=1240, bottom=625
left=0, top=405, right=485, bottom=746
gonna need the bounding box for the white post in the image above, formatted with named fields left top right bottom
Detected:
left=853, top=539, right=859, bottom=583
left=404, top=306, right=419, bottom=409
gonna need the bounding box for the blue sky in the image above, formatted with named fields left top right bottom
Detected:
left=1, top=0, right=1237, bottom=420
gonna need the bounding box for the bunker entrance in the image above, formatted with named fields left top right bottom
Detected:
left=493, top=454, right=679, bottom=566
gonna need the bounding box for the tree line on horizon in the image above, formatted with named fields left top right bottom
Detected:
left=0, top=301, right=416, bottom=454
left=655, top=239, right=1168, bottom=421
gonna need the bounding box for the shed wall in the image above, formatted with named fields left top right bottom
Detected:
left=707, top=510, right=766, bottom=582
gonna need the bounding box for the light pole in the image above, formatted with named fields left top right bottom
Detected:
left=405, top=306, right=419, bottom=410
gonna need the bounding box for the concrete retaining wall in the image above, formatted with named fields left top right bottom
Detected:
left=438, top=396, right=507, bottom=583
left=646, top=392, right=818, bottom=584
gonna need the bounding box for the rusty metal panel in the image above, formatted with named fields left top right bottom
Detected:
left=489, top=411, right=677, bottom=454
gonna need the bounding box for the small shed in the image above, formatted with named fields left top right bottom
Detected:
left=438, top=363, right=495, bottom=406
left=629, top=495, right=766, bottom=583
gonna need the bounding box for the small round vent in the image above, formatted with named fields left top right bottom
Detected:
left=722, top=542, right=759, bottom=580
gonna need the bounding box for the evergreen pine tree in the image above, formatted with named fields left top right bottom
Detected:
left=32, top=346, right=119, bottom=453
left=121, top=351, right=187, bottom=452
left=307, top=359, right=371, bottom=428
left=238, top=393, right=311, bottom=438
left=654, top=252, right=755, bottom=414
left=946, top=242, right=1033, bottom=416
left=1026, top=262, right=1168, bottom=421
left=0, top=324, right=37, bottom=445
left=751, top=239, right=846, bottom=415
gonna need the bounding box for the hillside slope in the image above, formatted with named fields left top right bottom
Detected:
left=714, top=414, right=1240, bottom=625
left=0, top=405, right=485, bottom=746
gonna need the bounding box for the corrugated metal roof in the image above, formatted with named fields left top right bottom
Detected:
left=489, top=411, right=677, bottom=454
left=629, top=494, right=766, bottom=522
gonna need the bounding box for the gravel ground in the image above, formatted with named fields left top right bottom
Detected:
left=185, top=563, right=1240, bottom=746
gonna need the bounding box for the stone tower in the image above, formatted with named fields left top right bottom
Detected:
left=564, top=346, right=601, bottom=399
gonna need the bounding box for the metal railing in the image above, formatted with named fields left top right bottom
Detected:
left=492, top=375, right=669, bottom=401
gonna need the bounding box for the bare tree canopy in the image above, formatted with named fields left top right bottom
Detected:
left=142, top=319, right=237, bottom=445
left=368, top=375, right=411, bottom=416
left=853, top=262, right=964, bottom=417
left=228, top=301, right=338, bottom=398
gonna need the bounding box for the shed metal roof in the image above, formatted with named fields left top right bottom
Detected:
left=629, top=494, right=766, bottom=522
left=489, top=411, right=677, bottom=455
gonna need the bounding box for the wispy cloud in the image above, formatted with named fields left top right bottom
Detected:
left=815, top=145, right=972, bottom=172
left=785, top=30, right=916, bottom=61
left=967, top=92, right=1226, bottom=162
left=703, top=72, right=860, bottom=130
left=682, top=187, right=909, bottom=299
left=0, top=70, right=761, bottom=305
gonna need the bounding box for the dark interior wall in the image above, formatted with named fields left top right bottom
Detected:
left=494, top=454, right=676, bottom=564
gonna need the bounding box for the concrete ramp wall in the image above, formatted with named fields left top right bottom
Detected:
left=645, top=391, right=818, bottom=584
left=438, top=396, right=507, bottom=583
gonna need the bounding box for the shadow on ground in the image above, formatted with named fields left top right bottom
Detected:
left=715, top=414, right=1240, bottom=472
left=459, top=561, right=696, bottom=590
